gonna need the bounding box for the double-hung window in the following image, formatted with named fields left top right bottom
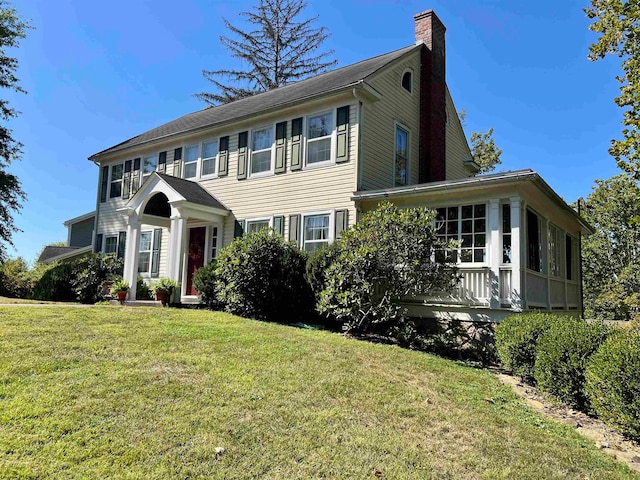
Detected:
left=307, top=112, right=333, bottom=165
left=436, top=204, right=487, bottom=263
left=143, top=154, right=158, bottom=177
left=183, top=145, right=200, bottom=179
left=395, top=126, right=409, bottom=186
left=303, top=214, right=331, bottom=252
left=138, top=232, right=152, bottom=274
left=251, top=127, right=273, bottom=175
left=201, top=140, right=218, bottom=177
left=109, top=164, right=123, bottom=198
left=104, top=235, right=118, bottom=255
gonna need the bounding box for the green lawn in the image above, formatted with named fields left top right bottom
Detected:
left=0, top=307, right=635, bottom=479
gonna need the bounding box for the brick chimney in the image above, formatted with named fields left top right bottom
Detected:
left=414, top=10, right=446, bottom=183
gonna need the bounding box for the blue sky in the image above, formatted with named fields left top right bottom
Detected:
left=7, top=0, right=623, bottom=263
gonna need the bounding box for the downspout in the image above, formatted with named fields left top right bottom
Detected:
left=92, top=160, right=101, bottom=254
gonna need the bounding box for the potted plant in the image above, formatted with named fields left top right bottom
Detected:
left=110, top=278, right=130, bottom=304
left=154, top=278, right=178, bottom=306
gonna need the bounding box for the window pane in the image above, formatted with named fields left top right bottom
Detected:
left=308, top=113, right=332, bottom=139
left=474, top=248, right=486, bottom=263
left=253, top=127, right=273, bottom=151
left=396, top=128, right=407, bottom=154
left=502, top=204, right=511, bottom=233
left=474, top=219, right=486, bottom=232
left=137, top=252, right=150, bottom=273
left=447, top=207, right=459, bottom=220
left=105, top=236, right=118, bottom=254
left=503, top=235, right=512, bottom=263
left=143, top=155, right=158, bottom=174
left=461, top=220, right=472, bottom=234
left=140, top=232, right=152, bottom=252
left=184, top=162, right=197, bottom=178
left=202, top=158, right=215, bottom=176
left=247, top=221, right=269, bottom=233
left=185, top=145, right=199, bottom=162
left=251, top=151, right=272, bottom=173
left=474, top=204, right=486, bottom=218
left=461, top=205, right=473, bottom=219
left=111, top=164, right=123, bottom=181
left=308, top=137, right=331, bottom=164
left=109, top=182, right=122, bottom=198
left=203, top=141, right=218, bottom=159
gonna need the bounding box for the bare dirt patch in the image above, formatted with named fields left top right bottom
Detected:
left=495, top=370, right=640, bottom=474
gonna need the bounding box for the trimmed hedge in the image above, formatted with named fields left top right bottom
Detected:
left=535, top=319, right=610, bottom=411
left=193, top=261, right=223, bottom=310
left=585, top=329, right=640, bottom=441
left=495, top=313, right=561, bottom=384
left=32, top=262, right=75, bottom=301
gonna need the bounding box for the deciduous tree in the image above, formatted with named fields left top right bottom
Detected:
left=195, top=0, right=336, bottom=105
left=586, top=0, right=640, bottom=178
left=0, top=1, right=31, bottom=262
left=458, top=110, right=503, bottom=174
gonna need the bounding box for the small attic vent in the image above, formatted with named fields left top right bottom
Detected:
left=402, top=71, right=412, bottom=93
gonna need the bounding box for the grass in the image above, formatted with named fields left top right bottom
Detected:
left=0, top=307, right=636, bottom=479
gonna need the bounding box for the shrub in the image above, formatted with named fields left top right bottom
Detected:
left=495, top=312, right=561, bottom=384
left=32, top=261, right=76, bottom=301
left=72, top=254, right=123, bottom=304
left=318, top=202, right=458, bottom=334
left=193, top=261, right=223, bottom=310
left=215, top=229, right=312, bottom=322
left=0, top=257, right=32, bottom=298
left=305, top=242, right=341, bottom=301
left=136, top=277, right=153, bottom=300
left=535, top=319, right=611, bottom=411
left=585, top=329, right=640, bottom=441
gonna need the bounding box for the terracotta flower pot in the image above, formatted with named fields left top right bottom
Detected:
left=155, top=290, right=170, bottom=306
left=116, top=290, right=127, bottom=304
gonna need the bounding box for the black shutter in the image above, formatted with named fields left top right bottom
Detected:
left=123, top=160, right=132, bottom=200
left=273, top=215, right=284, bottom=236
left=335, top=210, right=349, bottom=239
left=336, top=106, right=350, bottom=163
left=291, top=118, right=303, bottom=171
left=237, top=131, right=248, bottom=180
left=234, top=219, right=245, bottom=238
left=158, top=151, right=167, bottom=174
left=218, top=136, right=229, bottom=176
left=131, top=158, right=141, bottom=194
left=275, top=121, right=287, bottom=174
left=117, top=231, right=127, bottom=259
left=94, top=233, right=103, bottom=254
left=288, top=214, right=300, bottom=245
left=173, top=147, right=182, bottom=176
left=100, top=166, right=109, bottom=203
left=151, top=228, right=162, bottom=277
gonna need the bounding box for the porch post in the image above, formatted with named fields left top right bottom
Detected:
left=167, top=213, right=186, bottom=297
left=123, top=214, right=141, bottom=301
left=510, top=197, right=522, bottom=311
left=488, top=199, right=501, bottom=309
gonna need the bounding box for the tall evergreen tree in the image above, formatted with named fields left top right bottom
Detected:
left=195, top=0, right=337, bottom=106
left=586, top=0, right=640, bottom=178
left=0, top=1, right=31, bottom=262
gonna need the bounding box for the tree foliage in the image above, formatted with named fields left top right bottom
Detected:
left=458, top=110, right=503, bottom=174
left=581, top=174, right=640, bottom=319
left=0, top=2, right=30, bottom=262
left=318, top=202, right=458, bottom=333
left=195, top=0, right=336, bottom=105
left=586, top=0, right=640, bottom=177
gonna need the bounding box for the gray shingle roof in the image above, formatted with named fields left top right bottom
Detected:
left=156, top=173, right=228, bottom=211
left=90, top=45, right=420, bottom=159
left=37, top=246, right=81, bottom=263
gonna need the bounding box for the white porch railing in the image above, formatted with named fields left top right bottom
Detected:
left=412, top=267, right=491, bottom=307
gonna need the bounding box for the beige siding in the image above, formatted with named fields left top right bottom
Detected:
left=96, top=95, right=359, bottom=256
left=445, top=88, right=474, bottom=180
left=360, top=50, right=422, bottom=190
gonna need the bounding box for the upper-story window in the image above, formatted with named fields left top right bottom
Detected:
left=251, top=126, right=274, bottom=175
left=143, top=154, right=158, bottom=176
left=201, top=140, right=218, bottom=176
left=395, top=125, right=409, bottom=186
left=307, top=112, right=333, bottom=165
left=183, top=145, right=200, bottom=179
left=109, top=164, right=123, bottom=198
left=401, top=71, right=412, bottom=93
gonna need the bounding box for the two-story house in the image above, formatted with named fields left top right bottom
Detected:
left=86, top=10, right=591, bottom=321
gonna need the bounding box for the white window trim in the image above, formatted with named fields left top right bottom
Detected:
left=209, top=224, right=221, bottom=263
left=249, top=125, right=276, bottom=179
left=137, top=230, right=155, bottom=278
left=245, top=216, right=274, bottom=234
left=301, top=210, right=335, bottom=251
left=109, top=163, right=124, bottom=199
left=103, top=234, right=119, bottom=255
left=200, top=138, right=219, bottom=180
left=394, top=121, right=410, bottom=187
left=182, top=143, right=201, bottom=180
left=303, top=108, right=337, bottom=170
left=434, top=203, right=489, bottom=266
left=401, top=68, right=413, bottom=94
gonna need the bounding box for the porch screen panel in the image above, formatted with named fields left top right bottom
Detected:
left=151, top=228, right=162, bottom=278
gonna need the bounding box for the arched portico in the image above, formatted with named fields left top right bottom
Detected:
left=118, top=172, right=228, bottom=301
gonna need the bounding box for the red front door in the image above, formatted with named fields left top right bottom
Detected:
left=186, top=227, right=206, bottom=295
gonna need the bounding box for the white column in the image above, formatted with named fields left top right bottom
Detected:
left=123, top=215, right=141, bottom=301
left=510, top=197, right=522, bottom=311
left=167, top=215, right=186, bottom=297
left=488, top=199, right=501, bottom=309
